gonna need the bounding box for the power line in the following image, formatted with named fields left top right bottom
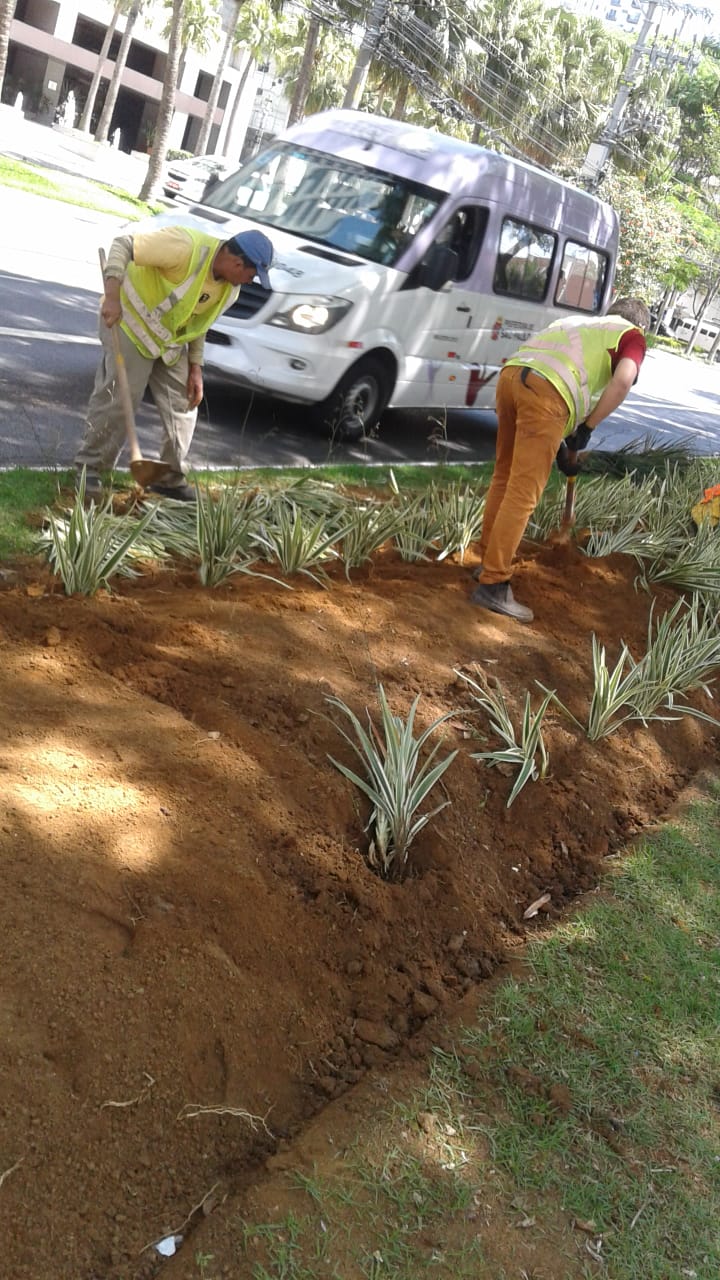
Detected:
left=256, top=0, right=714, bottom=193
left=264, top=0, right=608, bottom=161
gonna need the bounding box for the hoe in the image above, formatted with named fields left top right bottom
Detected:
left=98, top=249, right=171, bottom=490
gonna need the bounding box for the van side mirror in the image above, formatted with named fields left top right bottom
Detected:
left=416, top=244, right=459, bottom=290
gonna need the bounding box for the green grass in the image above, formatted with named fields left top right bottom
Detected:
left=0, top=468, right=74, bottom=559
left=0, top=156, right=161, bottom=218
left=453, top=793, right=720, bottom=1278
left=0, top=465, right=495, bottom=564
left=191, top=463, right=495, bottom=491
left=234, top=779, right=720, bottom=1279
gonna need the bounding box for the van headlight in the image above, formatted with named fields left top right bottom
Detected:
left=268, top=296, right=353, bottom=334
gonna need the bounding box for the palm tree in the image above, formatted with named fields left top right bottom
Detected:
left=172, top=0, right=222, bottom=67
left=219, top=0, right=285, bottom=156
left=368, top=0, right=469, bottom=122
left=287, top=11, right=322, bottom=124
left=530, top=12, right=625, bottom=168
left=0, top=0, right=17, bottom=104
left=195, top=0, right=246, bottom=155
left=221, top=51, right=252, bottom=154
left=94, top=0, right=142, bottom=144
left=272, top=0, right=359, bottom=126
left=343, top=0, right=387, bottom=109
left=138, top=0, right=184, bottom=200
left=78, top=0, right=126, bottom=134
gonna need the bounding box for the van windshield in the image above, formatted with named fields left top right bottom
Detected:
left=203, top=142, right=445, bottom=267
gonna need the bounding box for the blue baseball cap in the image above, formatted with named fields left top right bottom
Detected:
left=226, top=229, right=273, bottom=289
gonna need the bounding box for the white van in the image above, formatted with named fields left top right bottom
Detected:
left=673, top=316, right=720, bottom=355
left=156, top=110, right=619, bottom=438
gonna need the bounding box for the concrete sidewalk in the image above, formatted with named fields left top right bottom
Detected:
left=0, top=106, right=151, bottom=196
left=0, top=110, right=164, bottom=290
left=1, top=185, right=130, bottom=292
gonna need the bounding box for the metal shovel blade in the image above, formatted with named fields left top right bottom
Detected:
left=130, top=458, right=173, bottom=488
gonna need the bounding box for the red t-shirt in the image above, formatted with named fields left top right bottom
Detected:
left=612, top=329, right=646, bottom=373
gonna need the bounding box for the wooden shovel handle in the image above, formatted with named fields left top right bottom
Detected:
left=562, top=452, right=578, bottom=528
left=98, top=248, right=142, bottom=464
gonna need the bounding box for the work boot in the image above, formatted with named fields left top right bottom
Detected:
left=471, top=580, right=534, bottom=623
left=146, top=483, right=196, bottom=502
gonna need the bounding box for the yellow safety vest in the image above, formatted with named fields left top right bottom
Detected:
left=119, top=229, right=236, bottom=365
left=507, top=316, right=637, bottom=433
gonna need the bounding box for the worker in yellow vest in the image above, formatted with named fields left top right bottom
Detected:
left=472, top=297, right=650, bottom=623
left=75, top=225, right=273, bottom=501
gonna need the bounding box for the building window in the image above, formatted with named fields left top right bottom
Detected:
left=14, top=0, right=59, bottom=35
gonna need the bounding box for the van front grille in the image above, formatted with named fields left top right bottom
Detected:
left=225, top=283, right=272, bottom=320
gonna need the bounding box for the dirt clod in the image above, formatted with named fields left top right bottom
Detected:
left=354, top=1018, right=400, bottom=1050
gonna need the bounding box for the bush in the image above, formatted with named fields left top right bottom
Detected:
left=647, top=334, right=684, bottom=353
left=165, top=149, right=193, bottom=162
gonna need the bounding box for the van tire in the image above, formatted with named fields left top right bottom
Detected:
left=315, top=355, right=393, bottom=442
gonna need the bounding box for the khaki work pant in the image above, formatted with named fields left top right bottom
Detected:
left=75, top=318, right=198, bottom=485
left=478, top=365, right=570, bottom=585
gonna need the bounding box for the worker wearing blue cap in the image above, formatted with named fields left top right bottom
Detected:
left=75, top=224, right=274, bottom=501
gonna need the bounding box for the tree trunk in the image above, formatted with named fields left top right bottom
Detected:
left=195, top=0, right=242, bottom=157
left=138, top=0, right=183, bottom=201
left=343, top=0, right=388, bottom=111
left=94, top=0, right=141, bottom=145
left=391, top=80, right=409, bottom=120
left=0, top=0, right=17, bottom=103
left=220, top=47, right=252, bottom=159
left=686, top=278, right=719, bottom=356
left=287, top=15, right=321, bottom=126
left=653, top=283, right=676, bottom=335
left=79, top=2, right=121, bottom=133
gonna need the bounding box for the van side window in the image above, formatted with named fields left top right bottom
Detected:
left=493, top=217, right=556, bottom=301
left=556, top=241, right=609, bottom=313
left=434, top=206, right=488, bottom=281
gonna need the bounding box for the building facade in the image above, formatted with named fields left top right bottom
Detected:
left=2, top=0, right=288, bottom=161
left=560, top=0, right=716, bottom=40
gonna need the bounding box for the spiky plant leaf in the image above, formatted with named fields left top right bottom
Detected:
left=195, top=485, right=261, bottom=587
left=326, top=685, right=458, bottom=879
left=338, top=502, right=400, bottom=578
left=581, top=435, right=698, bottom=478
left=254, top=501, right=342, bottom=587
left=392, top=493, right=444, bottom=562
left=429, top=483, right=486, bottom=563
left=39, top=472, right=158, bottom=595
left=457, top=668, right=552, bottom=807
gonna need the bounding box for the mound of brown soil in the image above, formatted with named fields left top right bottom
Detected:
left=0, top=540, right=715, bottom=1278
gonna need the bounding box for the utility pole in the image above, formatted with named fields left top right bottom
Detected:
left=342, top=0, right=389, bottom=110
left=580, top=1, right=711, bottom=188
left=580, top=0, right=660, bottom=188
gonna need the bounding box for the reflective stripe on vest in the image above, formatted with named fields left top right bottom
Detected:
left=521, top=329, right=589, bottom=422
left=508, top=318, right=635, bottom=429
left=121, top=246, right=212, bottom=365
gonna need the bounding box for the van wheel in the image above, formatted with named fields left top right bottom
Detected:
left=315, top=356, right=393, bottom=442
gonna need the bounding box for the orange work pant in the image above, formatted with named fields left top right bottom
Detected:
left=478, top=365, right=570, bottom=585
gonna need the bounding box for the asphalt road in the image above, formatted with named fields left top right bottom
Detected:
left=2, top=186, right=720, bottom=471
